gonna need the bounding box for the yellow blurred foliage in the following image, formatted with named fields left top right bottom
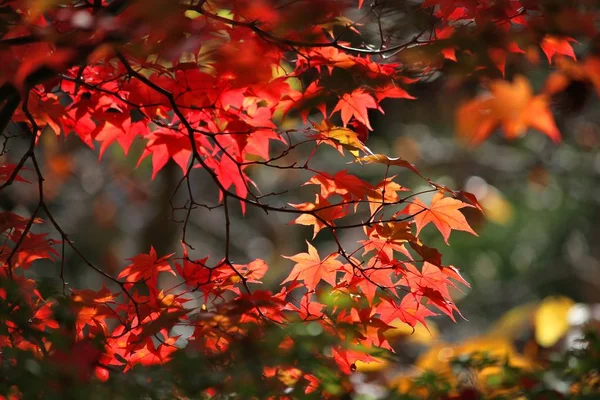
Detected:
left=390, top=296, right=578, bottom=397
left=391, top=337, right=534, bottom=397
left=535, top=296, right=575, bottom=348
left=479, top=186, right=514, bottom=226
left=488, top=302, right=538, bottom=340
left=355, top=358, right=390, bottom=373
left=417, top=336, right=533, bottom=373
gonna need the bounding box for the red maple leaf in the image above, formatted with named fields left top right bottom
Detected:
left=541, top=35, right=577, bottom=63
left=137, top=128, right=193, bottom=179
left=117, top=247, right=174, bottom=294
left=6, top=231, right=59, bottom=269
left=306, top=170, right=373, bottom=202
left=0, top=164, right=30, bottom=183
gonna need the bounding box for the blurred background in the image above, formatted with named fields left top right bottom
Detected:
left=2, top=1, right=600, bottom=396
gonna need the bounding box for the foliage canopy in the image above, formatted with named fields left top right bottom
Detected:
left=0, top=0, right=598, bottom=398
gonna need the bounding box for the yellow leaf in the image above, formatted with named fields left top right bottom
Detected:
left=184, top=10, right=201, bottom=19
left=535, top=296, right=575, bottom=347
left=354, top=357, right=389, bottom=373
left=354, top=154, right=423, bottom=178
left=479, top=186, right=514, bottom=226
left=311, top=119, right=365, bottom=156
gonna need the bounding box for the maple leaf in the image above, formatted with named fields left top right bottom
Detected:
left=137, top=130, right=191, bottom=179
left=174, top=244, right=212, bottom=291
left=31, top=303, right=59, bottom=330
left=212, top=155, right=253, bottom=213
left=286, top=293, right=325, bottom=321
left=71, top=286, right=116, bottom=334
left=435, top=26, right=457, bottom=61
left=50, top=338, right=105, bottom=382
left=454, top=190, right=484, bottom=212
left=0, top=212, right=42, bottom=232
left=5, top=231, right=59, bottom=269
left=71, top=286, right=117, bottom=306
left=244, top=128, right=281, bottom=160
left=289, top=194, right=346, bottom=238
left=355, top=153, right=424, bottom=179
left=332, top=347, right=369, bottom=375
left=331, top=89, right=379, bottom=130
left=409, top=241, right=443, bottom=267
left=541, top=35, right=577, bottom=63
left=0, top=164, right=30, bottom=183
left=117, top=247, right=174, bottom=294
left=361, top=220, right=415, bottom=261
left=373, top=83, right=415, bottom=102
left=107, top=324, right=179, bottom=371
left=306, top=170, right=373, bottom=202
left=421, top=287, right=462, bottom=321
left=488, top=43, right=525, bottom=77
left=232, top=259, right=269, bottom=283
left=348, top=120, right=369, bottom=143
left=279, top=81, right=328, bottom=122
left=310, top=119, right=368, bottom=156
left=377, top=294, right=437, bottom=329
left=457, top=75, right=561, bottom=145
left=442, top=265, right=470, bottom=288
left=367, top=176, right=410, bottom=215
left=95, top=119, right=148, bottom=158
left=403, top=262, right=453, bottom=300
left=545, top=57, right=600, bottom=100
left=400, top=263, right=466, bottom=321
left=404, top=192, right=477, bottom=244
left=282, top=241, right=343, bottom=291
left=342, top=257, right=396, bottom=304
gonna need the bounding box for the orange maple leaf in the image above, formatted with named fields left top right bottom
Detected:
left=232, top=259, right=269, bottom=283
left=367, top=177, right=409, bottom=215
left=289, top=194, right=346, bottom=238
left=456, top=75, right=560, bottom=145
left=404, top=192, right=477, bottom=244
left=546, top=56, right=600, bottom=99
left=282, top=241, right=343, bottom=290
left=332, top=89, right=379, bottom=130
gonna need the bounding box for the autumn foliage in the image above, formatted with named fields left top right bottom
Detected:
left=0, top=0, right=596, bottom=397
